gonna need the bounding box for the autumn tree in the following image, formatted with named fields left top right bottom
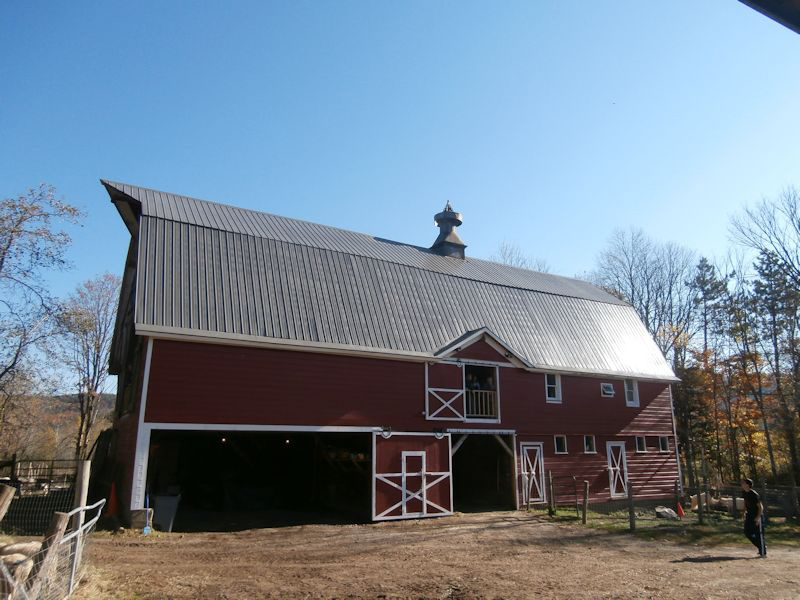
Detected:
left=0, top=185, right=82, bottom=450
left=753, top=251, right=800, bottom=484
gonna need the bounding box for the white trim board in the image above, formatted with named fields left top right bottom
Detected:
left=143, top=423, right=382, bottom=432
left=130, top=337, right=153, bottom=511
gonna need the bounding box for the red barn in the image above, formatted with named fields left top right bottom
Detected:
left=103, top=180, right=680, bottom=525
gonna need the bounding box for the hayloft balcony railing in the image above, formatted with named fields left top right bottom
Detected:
left=465, top=390, right=498, bottom=419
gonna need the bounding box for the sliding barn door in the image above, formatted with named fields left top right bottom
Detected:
left=372, top=433, right=453, bottom=521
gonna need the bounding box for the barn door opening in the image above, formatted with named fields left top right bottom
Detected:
left=606, top=441, right=628, bottom=498
left=520, top=443, right=545, bottom=505
left=451, top=433, right=514, bottom=511
left=146, top=430, right=372, bottom=530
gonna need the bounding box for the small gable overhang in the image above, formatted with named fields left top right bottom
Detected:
left=433, top=327, right=533, bottom=369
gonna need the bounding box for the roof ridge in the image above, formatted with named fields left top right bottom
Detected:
left=104, top=179, right=626, bottom=307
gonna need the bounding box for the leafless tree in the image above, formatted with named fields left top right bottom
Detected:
left=490, top=240, right=550, bottom=273
left=0, top=185, right=82, bottom=439
left=49, top=274, right=120, bottom=460
left=589, top=228, right=696, bottom=365
left=731, top=186, right=800, bottom=288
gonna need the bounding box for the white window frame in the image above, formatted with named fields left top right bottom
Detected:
left=658, top=435, right=669, bottom=453
left=624, top=379, right=639, bottom=407
left=554, top=434, right=568, bottom=455
left=635, top=435, right=647, bottom=453
left=600, top=382, right=615, bottom=397
left=583, top=434, right=596, bottom=454
left=545, top=373, right=562, bottom=404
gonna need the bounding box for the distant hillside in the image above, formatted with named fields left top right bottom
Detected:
left=48, top=394, right=116, bottom=415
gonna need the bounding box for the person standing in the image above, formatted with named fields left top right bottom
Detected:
left=740, top=478, right=766, bottom=558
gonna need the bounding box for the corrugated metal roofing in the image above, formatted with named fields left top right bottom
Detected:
left=103, top=180, right=625, bottom=305
left=104, top=180, right=677, bottom=381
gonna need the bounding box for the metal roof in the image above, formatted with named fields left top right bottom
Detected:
left=103, top=180, right=677, bottom=381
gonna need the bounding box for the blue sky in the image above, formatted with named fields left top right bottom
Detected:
left=2, top=1, right=799, bottom=297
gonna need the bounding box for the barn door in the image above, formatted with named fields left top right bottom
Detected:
left=520, top=443, right=545, bottom=505
left=373, top=433, right=452, bottom=521
left=606, top=441, right=628, bottom=498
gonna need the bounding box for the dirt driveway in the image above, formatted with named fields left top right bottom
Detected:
left=76, top=512, right=799, bottom=599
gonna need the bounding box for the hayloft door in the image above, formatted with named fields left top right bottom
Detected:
left=606, top=441, right=628, bottom=498
left=520, top=443, right=545, bottom=505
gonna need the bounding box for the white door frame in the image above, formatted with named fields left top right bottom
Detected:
left=606, top=441, right=628, bottom=498
left=401, top=451, right=426, bottom=517
left=520, top=442, right=545, bottom=505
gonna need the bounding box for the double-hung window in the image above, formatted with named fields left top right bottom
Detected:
left=554, top=435, right=568, bottom=454
left=659, top=436, right=669, bottom=452
left=584, top=435, right=596, bottom=454
left=545, top=373, right=561, bottom=403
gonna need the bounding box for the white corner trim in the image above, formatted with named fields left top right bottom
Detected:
left=131, top=337, right=153, bottom=511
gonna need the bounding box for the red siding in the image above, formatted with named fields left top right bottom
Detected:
left=516, top=434, right=679, bottom=504
left=452, top=339, right=509, bottom=363
left=427, top=363, right=463, bottom=389
left=500, top=370, right=674, bottom=435
left=145, top=339, right=675, bottom=436
left=138, top=338, right=679, bottom=508
left=145, top=340, right=425, bottom=427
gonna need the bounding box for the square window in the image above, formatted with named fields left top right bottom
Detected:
left=624, top=380, right=639, bottom=407
left=554, top=435, right=568, bottom=454
left=659, top=436, right=669, bottom=452
left=600, top=383, right=615, bottom=397
left=635, top=436, right=646, bottom=453
left=545, top=373, right=561, bottom=403
left=584, top=435, right=596, bottom=453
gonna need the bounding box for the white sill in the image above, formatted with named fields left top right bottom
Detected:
left=601, top=394, right=615, bottom=398
left=635, top=449, right=647, bottom=453
left=554, top=450, right=568, bottom=455
left=584, top=450, right=597, bottom=454
left=626, top=403, right=640, bottom=408
left=465, top=418, right=501, bottom=424
left=545, top=399, right=562, bottom=404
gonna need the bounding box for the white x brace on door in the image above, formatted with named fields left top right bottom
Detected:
left=606, top=441, right=628, bottom=498
left=372, top=433, right=453, bottom=521
left=520, top=443, right=545, bottom=505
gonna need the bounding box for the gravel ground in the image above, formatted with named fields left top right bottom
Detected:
left=74, top=511, right=800, bottom=599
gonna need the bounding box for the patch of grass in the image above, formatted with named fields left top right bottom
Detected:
left=527, top=507, right=800, bottom=547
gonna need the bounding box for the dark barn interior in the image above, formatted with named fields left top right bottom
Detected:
left=146, top=430, right=371, bottom=531
left=451, top=434, right=514, bottom=511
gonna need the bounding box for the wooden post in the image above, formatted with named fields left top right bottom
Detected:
left=547, top=470, right=555, bottom=516
left=72, top=460, right=91, bottom=531
left=673, top=479, right=681, bottom=519
left=0, top=484, right=15, bottom=524
left=23, top=511, right=69, bottom=600
left=696, top=484, right=705, bottom=525
left=582, top=480, right=589, bottom=525
left=627, top=481, right=635, bottom=532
